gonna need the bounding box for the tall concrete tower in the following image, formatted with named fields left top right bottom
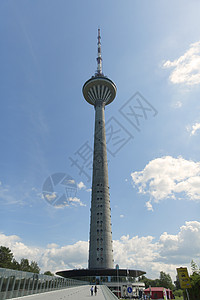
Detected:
left=83, top=29, right=117, bottom=269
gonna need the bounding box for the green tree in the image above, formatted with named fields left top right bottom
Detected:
left=0, top=246, right=14, bottom=269
left=20, top=258, right=40, bottom=273
left=191, top=259, right=199, bottom=274
left=29, top=261, right=40, bottom=274
left=12, top=258, right=21, bottom=270
left=140, top=275, right=152, bottom=288
left=44, top=271, right=54, bottom=276
left=173, top=289, right=183, bottom=297
left=159, top=271, right=174, bottom=290
left=186, top=260, right=200, bottom=300
left=20, top=258, right=30, bottom=272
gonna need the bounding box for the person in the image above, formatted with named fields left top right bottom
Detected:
left=94, top=285, right=98, bottom=296
left=90, top=286, right=94, bottom=296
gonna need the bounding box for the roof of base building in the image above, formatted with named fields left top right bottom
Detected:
left=56, top=268, right=146, bottom=278
left=144, top=287, right=172, bottom=291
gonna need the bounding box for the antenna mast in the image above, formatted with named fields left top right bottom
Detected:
left=96, top=28, right=103, bottom=76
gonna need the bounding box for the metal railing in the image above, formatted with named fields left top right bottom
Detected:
left=101, top=285, right=119, bottom=300
left=0, top=268, right=88, bottom=300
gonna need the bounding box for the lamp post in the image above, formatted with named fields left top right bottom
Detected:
left=116, top=264, right=119, bottom=298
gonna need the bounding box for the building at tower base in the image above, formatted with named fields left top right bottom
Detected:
left=56, top=268, right=146, bottom=298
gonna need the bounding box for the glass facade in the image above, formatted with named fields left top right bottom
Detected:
left=70, top=275, right=136, bottom=284
left=0, top=268, right=88, bottom=300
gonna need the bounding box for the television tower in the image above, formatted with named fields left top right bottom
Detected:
left=83, top=29, right=117, bottom=269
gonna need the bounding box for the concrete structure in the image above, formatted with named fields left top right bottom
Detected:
left=82, top=28, right=116, bottom=269
left=56, top=30, right=146, bottom=298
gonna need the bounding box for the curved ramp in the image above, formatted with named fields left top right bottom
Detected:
left=14, top=285, right=118, bottom=300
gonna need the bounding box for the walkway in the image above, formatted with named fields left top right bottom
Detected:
left=14, top=285, right=118, bottom=300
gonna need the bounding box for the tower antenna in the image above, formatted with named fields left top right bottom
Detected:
left=96, top=28, right=103, bottom=76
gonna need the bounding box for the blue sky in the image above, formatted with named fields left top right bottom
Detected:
left=1, top=0, right=200, bottom=280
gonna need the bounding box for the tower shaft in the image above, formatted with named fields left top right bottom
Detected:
left=83, top=29, right=116, bottom=270
left=89, top=100, right=113, bottom=269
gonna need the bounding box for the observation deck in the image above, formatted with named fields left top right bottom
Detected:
left=82, top=75, right=117, bottom=106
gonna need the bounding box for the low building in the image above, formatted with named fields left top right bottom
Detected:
left=144, top=287, right=174, bottom=299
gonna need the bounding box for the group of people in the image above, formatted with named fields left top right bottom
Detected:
left=90, top=285, right=98, bottom=296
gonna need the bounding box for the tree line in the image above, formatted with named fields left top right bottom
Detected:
left=0, top=246, right=53, bottom=276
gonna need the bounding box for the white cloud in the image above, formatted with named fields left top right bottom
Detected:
left=188, top=122, right=200, bottom=136
left=120, top=214, right=125, bottom=218
left=145, top=201, right=153, bottom=211
left=77, top=182, right=86, bottom=190
left=0, top=232, right=88, bottom=273
left=1, top=221, right=200, bottom=280
left=68, top=197, right=86, bottom=207
left=53, top=197, right=86, bottom=208
left=163, top=41, right=200, bottom=85
left=44, top=193, right=57, bottom=201
left=173, top=101, right=183, bottom=108
left=114, top=221, right=200, bottom=280
left=131, top=156, right=200, bottom=206
left=47, top=243, right=59, bottom=249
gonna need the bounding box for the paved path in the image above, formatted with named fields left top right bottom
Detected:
left=14, top=285, right=118, bottom=300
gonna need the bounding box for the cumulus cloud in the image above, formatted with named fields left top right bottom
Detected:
left=68, top=197, right=86, bottom=207
left=187, top=122, right=200, bottom=136
left=0, top=232, right=88, bottom=272
left=145, top=201, right=153, bottom=211
left=159, top=221, right=200, bottom=264
left=163, top=41, right=200, bottom=85
left=113, top=221, right=200, bottom=279
left=1, top=221, right=199, bottom=280
left=77, top=182, right=86, bottom=190
left=131, top=156, right=200, bottom=205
